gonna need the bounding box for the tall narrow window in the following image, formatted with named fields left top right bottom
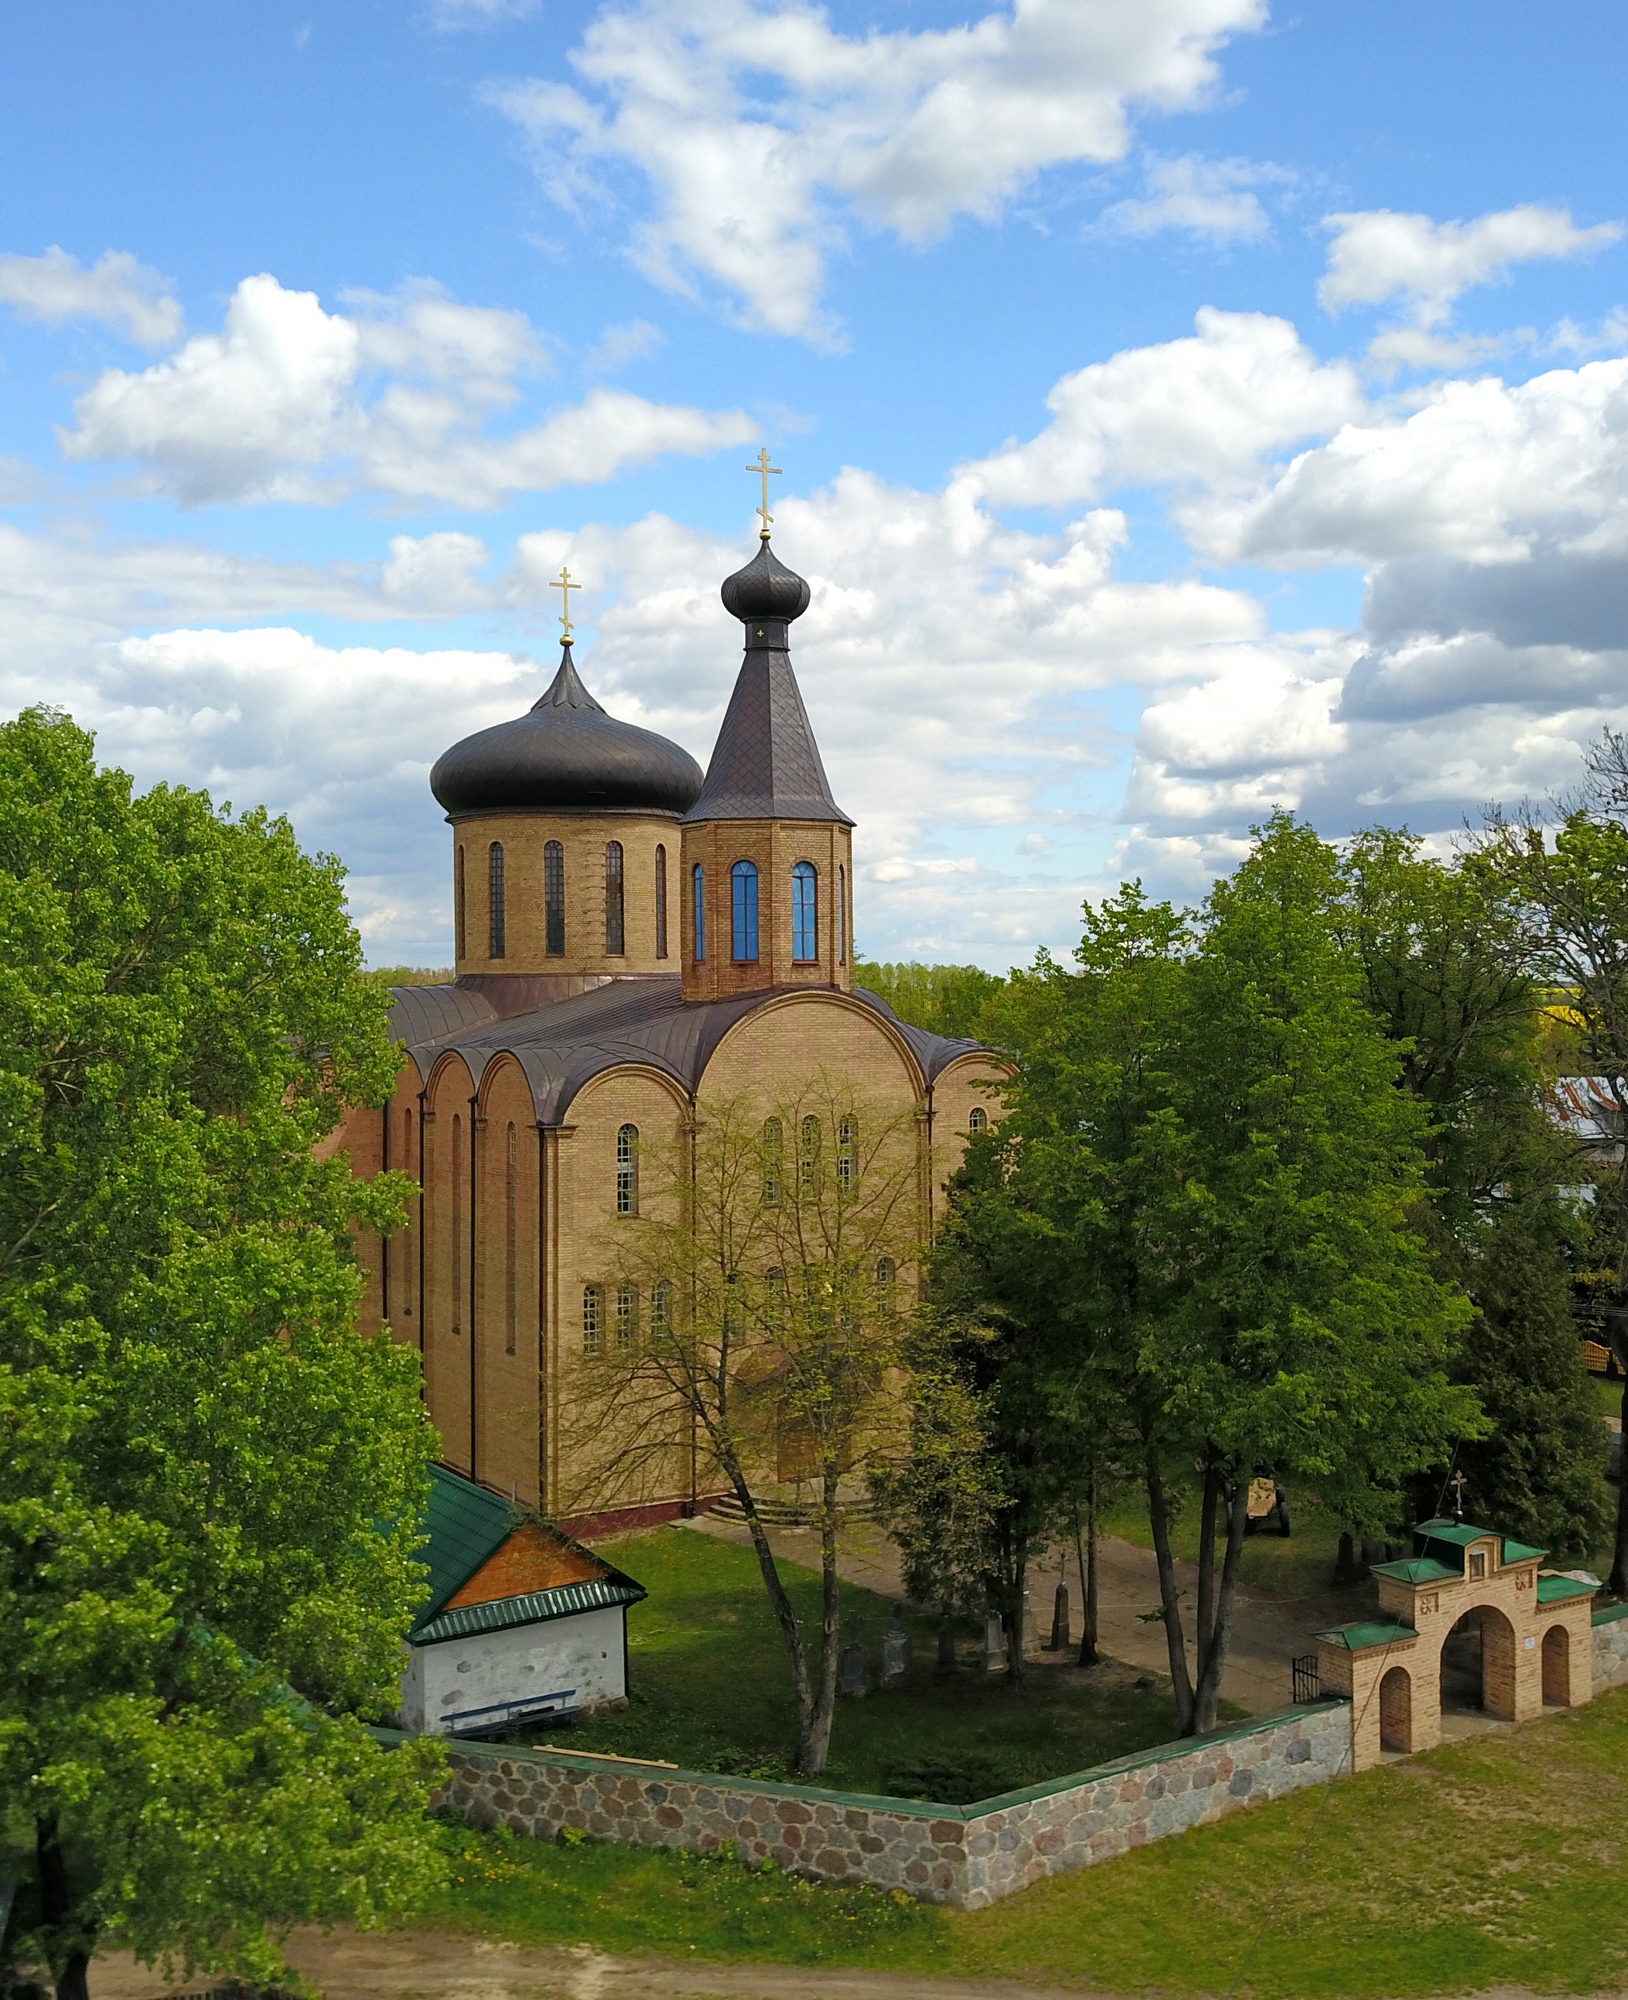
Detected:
left=605, top=840, right=625, bottom=955
left=692, top=863, right=706, bottom=961
left=455, top=846, right=466, bottom=960
left=652, top=1279, right=672, bottom=1336
left=616, top=1285, right=637, bottom=1351
left=765, top=1266, right=785, bottom=1331
left=655, top=844, right=668, bottom=958
left=875, top=1257, right=896, bottom=1314
left=837, top=1114, right=858, bottom=1190
left=488, top=842, right=506, bottom=959
left=402, top=1108, right=415, bottom=1318
left=451, top=1113, right=464, bottom=1335
left=732, top=859, right=759, bottom=962
left=544, top=839, right=565, bottom=957
left=799, top=1114, right=820, bottom=1196
left=761, top=1116, right=783, bottom=1207
left=504, top=1122, right=518, bottom=1355
left=616, top=1123, right=639, bottom=1215
left=792, top=861, right=818, bottom=962
left=582, top=1285, right=602, bottom=1357
left=838, top=864, right=847, bottom=964
left=969, top=1106, right=988, bottom=1134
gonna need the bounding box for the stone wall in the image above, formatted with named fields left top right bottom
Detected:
left=437, top=1700, right=1351, bottom=1911
left=1593, top=1602, right=1628, bottom=1691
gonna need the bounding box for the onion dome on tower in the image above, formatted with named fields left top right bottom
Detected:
left=681, top=470, right=855, bottom=1003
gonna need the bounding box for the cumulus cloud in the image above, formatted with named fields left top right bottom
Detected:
left=0, top=245, right=183, bottom=346
left=1097, top=153, right=1287, bottom=243
left=1320, top=204, right=1622, bottom=319
left=60, top=273, right=756, bottom=506
left=491, top=0, right=1267, bottom=339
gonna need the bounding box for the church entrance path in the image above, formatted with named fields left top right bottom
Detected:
left=675, top=1515, right=1345, bottom=1717
left=88, top=1935, right=1628, bottom=2000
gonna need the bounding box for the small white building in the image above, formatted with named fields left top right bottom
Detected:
left=402, top=1464, right=647, bottom=1738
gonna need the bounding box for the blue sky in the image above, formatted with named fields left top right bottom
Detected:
left=3, top=1, right=1627, bottom=967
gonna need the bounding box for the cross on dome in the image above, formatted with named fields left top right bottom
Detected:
left=748, top=448, right=781, bottom=539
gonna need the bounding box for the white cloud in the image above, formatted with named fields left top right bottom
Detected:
left=0, top=246, right=183, bottom=347
left=1097, top=153, right=1286, bottom=243
left=1320, top=204, right=1622, bottom=320
left=584, top=318, right=665, bottom=375
left=492, top=0, right=1267, bottom=339
left=60, top=273, right=756, bottom=507
left=963, top=309, right=1364, bottom=533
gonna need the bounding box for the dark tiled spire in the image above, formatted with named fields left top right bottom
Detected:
left=682, top=540, right=852, bottom=827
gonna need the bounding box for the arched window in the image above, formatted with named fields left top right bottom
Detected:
left=616, top=1285, right=637, bottom=1351
left=969, top=1106, right=988, bottom=1134
left=765, top=1266, right=785, bottom=1330
left=792, top=861, right=818, bottom=962
left=451, top=1112, right=464, bottom=1335
left=692, top=863, right=706, bottom=961
left=504, top=1122, right=518, bottom=1355
left=402, top=1108, right=415, bottom=1318
left=838, top=864, right=846, bottom=964
left=799, top=1114, right=820, bottom=1196
left=732, top=859, right=759, bottom=962
left=837, top=1114, right=858, bottom=1190
left=616, top=1123, right=639, bottom=1215
left=876, top=1256, right=896, bottom=1290
left=655, top=843, right=668, bottom=958
left=761, top=1116, right=783, bottom=1207
left=582, top=1284, right=603, bottom=1357
left=544, top=840, right=565, bottom=957
left=652, top=1279, right=672, bottom=1336
left=455, top=846, right=467, bottom=960
left=488, top=842, right=506, bottom=959
left=605, top=841, right=625, bottom=955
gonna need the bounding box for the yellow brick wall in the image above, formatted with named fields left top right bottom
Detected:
left=679, top=819, right=855, bottom=1001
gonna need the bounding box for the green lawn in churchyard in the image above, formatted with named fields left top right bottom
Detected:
left=427, top=1682, right=1628, bottom=1997
left=521, top=1525, right=1198, bottom=1799
left=1097, top=1477, right=1354, bottom=1610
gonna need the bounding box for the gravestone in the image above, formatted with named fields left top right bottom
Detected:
left=984, top=1609, right=1006, bottom=1673
left=881, top=1603, right=913, bottom=1689
left=838, top=1610, right=870, bottom=1698
left=1049, top=1582, right=1070, bottom=1651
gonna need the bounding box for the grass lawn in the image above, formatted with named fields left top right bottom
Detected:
left=515, top=1525, right=1203, bottom=1799
left=1097, top=1478, right=1353, bottom=1608
left=426, top=1682, right=1628, bottom=1997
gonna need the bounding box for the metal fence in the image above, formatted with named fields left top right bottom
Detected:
left=1291, top=1653, right=1321, bottom=1704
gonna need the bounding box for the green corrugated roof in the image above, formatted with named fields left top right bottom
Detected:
left=421, top=1464, right=524, bottom=1615
left=1317, top=1619, right=1419, bottom=1652
left=1371, top=1557, right=1457, bottom=1585
left=411, top=1573, right=648, bottom=1646
left=1503, top=1537, right=1547, bottom=1564
left=1412, top=1519, right=1548, bottom=1569
left=1537, top=1574, right=1599, bottom=1605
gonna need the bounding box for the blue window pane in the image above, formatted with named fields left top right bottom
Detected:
left=692, top=864, right=706, bottom=960
left=732, top=859, right=759, bottom=962
left=792, top=861, right=817, bottom=961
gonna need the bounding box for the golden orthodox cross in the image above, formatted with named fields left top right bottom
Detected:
left=748, top=448, right=781, bottom=538
left=552, top=565, right=578, bottom=642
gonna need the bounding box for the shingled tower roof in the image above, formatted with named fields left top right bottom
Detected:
left=681, top=538, right=852, bottom=827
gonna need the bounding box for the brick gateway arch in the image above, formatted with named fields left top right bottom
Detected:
left=1315, top=1519, right=1600, bottom=1768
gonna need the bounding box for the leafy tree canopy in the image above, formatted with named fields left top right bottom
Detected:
left=853, top=961, right=1004, bottom=1040
left=0, top=710, right=444, bottom=2000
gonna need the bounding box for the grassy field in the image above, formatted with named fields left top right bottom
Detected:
left=428, top=1681, right=1628, bottom=1997
left=523, top=1525, right=1202, bottom=1799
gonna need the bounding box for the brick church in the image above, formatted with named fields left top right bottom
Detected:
left=331, top=528, right=1003, bottom=1529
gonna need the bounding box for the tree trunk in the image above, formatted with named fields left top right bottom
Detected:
left=796, top=1457, right=845, bottom=1775
left=1005, top=1552, right=1027, bottom=1682
left=1074, top=1477, right=1099, bottom=1667
left=36, top=1815, right=92, bottom=2000
left=1143, top=1439, right=1196, bottom=1733
left=725, top=1461, right=819, bottom=1770
left=1611, top=1371, right=1628, bottom=1599
left=1194, top=1454, right=1220, bottom=1680
left=1190, top=1475, right=1251, bottom=1733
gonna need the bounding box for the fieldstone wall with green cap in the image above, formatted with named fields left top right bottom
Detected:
left=1594, top=1602, right=1628, bottom=1690
left=435, top=1699, right=1351, bottom=1910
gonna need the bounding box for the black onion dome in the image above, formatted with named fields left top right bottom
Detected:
left=430, top=646, right=704, bottom=818
left=720, top=538, right=811, bottom=624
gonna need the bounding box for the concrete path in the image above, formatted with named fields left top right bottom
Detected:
left=680, top=1514, right=1341, bottom=1715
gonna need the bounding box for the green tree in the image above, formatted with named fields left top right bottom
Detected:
left=0, top=710, right=445, bottom=2000
left=1339, top=829, right=1609, bottom=1558
left=561, top=1083, right=923, bottom=1775
left=974, top=823, right=1477, bottom=1735
left=853, top=961, right=1005, bottom=1039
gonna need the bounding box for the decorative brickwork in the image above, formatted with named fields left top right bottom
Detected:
left=434, top=1702, right=1350, bottom=1910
